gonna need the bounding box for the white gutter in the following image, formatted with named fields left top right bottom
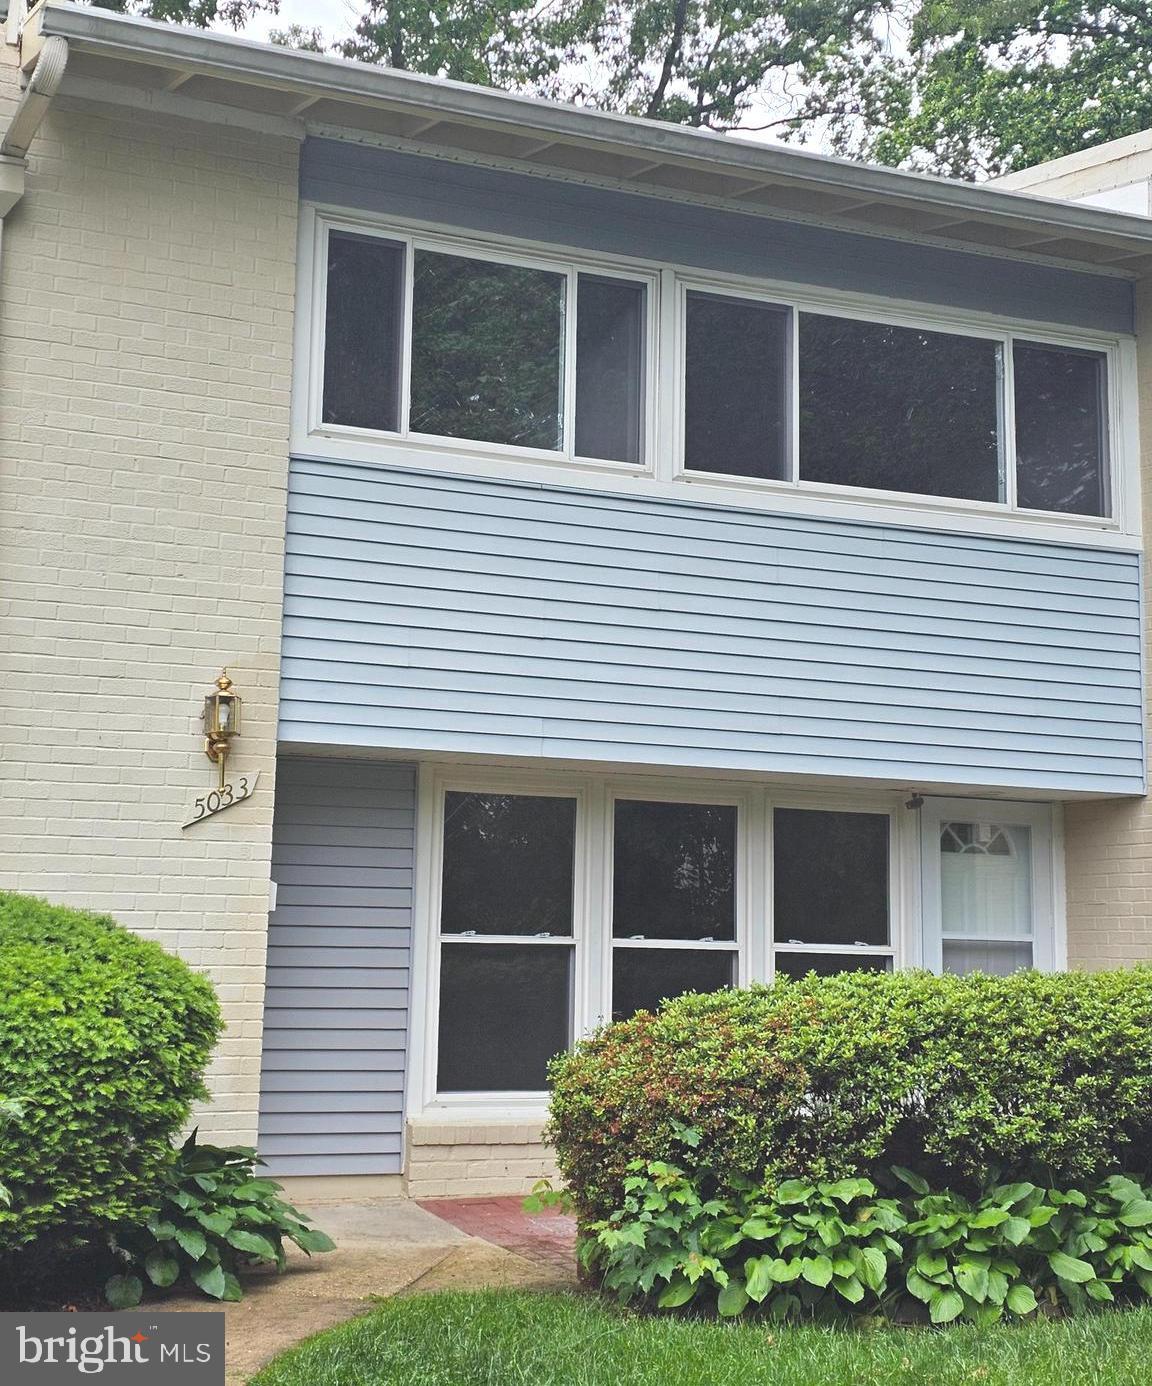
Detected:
left=31, top=0, right=1152, bottom=255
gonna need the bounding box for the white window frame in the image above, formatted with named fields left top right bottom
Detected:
left=295, top=204, right=1140, bottom=549
left=304, top=213, right=661, bottom=475
left=410, top=766, right=1001, bottom=1120
left=919, top=797, right=1063, bottom=974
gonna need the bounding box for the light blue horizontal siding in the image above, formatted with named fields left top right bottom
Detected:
left=280, top=463, right=1144, bottom=796
left=258, top=757, right=416, bottom=1177
left=302, top=140, right=1133, bottom=334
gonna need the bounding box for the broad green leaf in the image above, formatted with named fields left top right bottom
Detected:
left=1048, top=1251, right=1095, bottom=1284
left=144, top=1249, right=180, bottom=1288
left=226, top=1229, right=279, bottom=1260
left=1118, top=1201, right=1152, bottom=1228
left=191, top=1262, right=228, bottom=1300
left=859, top=1246, right=888, bottom=1292
left=970, top=1209, right=1009, bottom=1229
left=717, top=1279, right=750, bottom=1317
left=930, top=1289, right=965, bottom=1324
left=820, top=1178, right=874, bottom=1203
left=906, top=1270, right=936, bottom=1303
left=744, top=1255, right=776, bottom=1303
left=1006, top=1283, right=1038, bottom=1315
left=105, top=1275, right=142, bottom=1310
left=175, top=1226, right=208, bottom=1261
left=986, top=1269, right=1009, bottom=1305
left=892, top=1166, right=930, bottom=1196
left=775, top=1180, right=815, bottom=1205
left=801, top=1255, right=834, bottom=1288
left=834, top=1273, right=864, bottom=1303
left=657, top=1276, right=697, bottom=1309
left=739, top=1217, right=772, bottom=1240
left=293, top=1228, right=336, bottom=1254
left=1086, top=1279, right=1115, bottom=1302
left=1002, top=1216, right=1031, bottom=1246
left=955, top=1261, right=989, bottom=1302
left=916, top=1252, right=948, bottom=1278
left=146, top=1216, right=177, bottom=1240
left=195, top=1210, right=236, bottom=1237
left=220, top=1272, right=245, bottom=1302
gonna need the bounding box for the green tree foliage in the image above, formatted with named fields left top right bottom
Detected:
left=86, top=0, right=274, bottom=28
left=800, top=0, right=1152, bottom=177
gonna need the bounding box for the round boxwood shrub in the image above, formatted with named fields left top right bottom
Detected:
left=0, top=892, right=222, bottom=1251
left=547, top=968, right=1152, bottom=1221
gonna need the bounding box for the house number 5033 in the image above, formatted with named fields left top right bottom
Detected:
left=182, top=772, right=259, bottom=829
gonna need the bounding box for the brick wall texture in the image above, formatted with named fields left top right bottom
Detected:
left=0, top=49, right=300, bottom=1143
left=1061, top=276, right=1152, bottom=970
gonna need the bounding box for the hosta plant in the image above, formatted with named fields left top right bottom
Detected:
left=586, top=1158, right=906, bottom=1319
left=104, top=1132, right=334, bottom=1308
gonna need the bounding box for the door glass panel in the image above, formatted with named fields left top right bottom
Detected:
left=612, top=948, right=734, bottom=1021
left=613, top=800, right=736, bottom=941
left=438, top=943, right=571, bottom=1090
left=775, top=953, right=892, bottom=980
left=410, top=250, right=565, bottom=449
left=942, top=941, right=1032, bottom=976
left=940, top=822, right=1032, bottom=939
left=773, top=808, right=889, bottom=946
left=441, top=792, right=576, bottom=936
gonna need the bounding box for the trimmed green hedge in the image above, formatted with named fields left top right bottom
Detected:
left=547, top=969, right=1152, bottom=1221
left=0, top=893, right=222, bottom=1251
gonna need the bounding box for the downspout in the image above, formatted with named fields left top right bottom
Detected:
left=0, top=32, right=70, bottom=239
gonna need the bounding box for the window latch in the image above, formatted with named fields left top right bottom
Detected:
left=700, top=935, right=714, bottom=943
left=534, top=931, right=553, bottom=938
left=787, top=938, right=804, bottom=946
left=630, top=933, right=645, bottom=941
left=460, top=929, right=476, bottom=937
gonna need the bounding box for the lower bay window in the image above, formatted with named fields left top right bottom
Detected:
left=419, top=775, right=1060, bottom=1107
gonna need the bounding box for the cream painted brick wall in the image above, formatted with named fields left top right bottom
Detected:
left=1063, top=275, right=1152, bottom=969
left=0, top=50, right=299, bottom=1142
left=404, top=1120, right=560, bottom=1199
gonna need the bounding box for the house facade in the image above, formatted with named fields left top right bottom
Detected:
left=1, top=1, right=1151, bottom=1199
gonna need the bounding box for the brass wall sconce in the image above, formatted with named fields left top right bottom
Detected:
left=202, top=669, right=242, bottom=789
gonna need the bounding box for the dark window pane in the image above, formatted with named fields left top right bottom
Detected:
left=774, top=952, right=892, bottom=980
left=684, top=292, right=789, bottom=479
left=1014, top=342, right=1108, bottom=516
left=322, top=231, right=404, bottom=431
left=774, top=808, right=889, bottom=946
left=575, top=275, right=645, bottom=464
left=438, top=943, right=571, bottom=1090
left=410, top=250, right=564, bottom=449
left=613, top=800, right=736, bottom=941
left=441, top=792, right=576, bottom=937
left=799, top=315, right=1002, bottom=501
left=612, top=948, right=734, bottom=1021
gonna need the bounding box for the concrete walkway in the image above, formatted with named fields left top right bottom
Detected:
left=163, top=1198, right=578, bottom=1384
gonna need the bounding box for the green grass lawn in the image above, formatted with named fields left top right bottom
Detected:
left=251, top=1289, right=1152, bottom=1386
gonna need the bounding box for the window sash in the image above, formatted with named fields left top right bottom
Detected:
left=309, top=214, right=1123, bottom=529
left=316, top=220, right=657, bottom=467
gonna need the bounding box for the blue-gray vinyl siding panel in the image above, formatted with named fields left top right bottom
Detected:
left=302, top=140, right=1133, bottom=333
left=279, top=462, right=1144, bottom=796
left=258, top=757, right=416, bottom=1177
